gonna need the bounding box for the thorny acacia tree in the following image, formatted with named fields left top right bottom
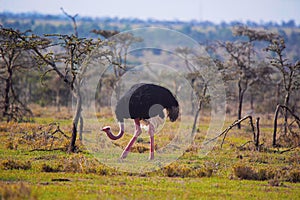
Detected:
left=0, top=27, right=47, bottom=122
left=105, top=32, right=143, bottom=101
left=6, top=25, right=109, bottom=152
left=175, top=47, right=211, bottom=134
left=26, top=9, right=112, bottom=152
left=219, top=26, right=278, bottom=129
left=33, top=33, right=109, bottom=152
left=175, top=47, right=196, bottom=114
left=265, top=38, right=300, bottom=140
left=218, top=40, right=255, bottom=129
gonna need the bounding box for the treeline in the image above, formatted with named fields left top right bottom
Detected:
left=1, top=12, right=300, bottom=49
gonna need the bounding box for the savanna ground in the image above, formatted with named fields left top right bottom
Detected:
left=0, top=105, right=300, bottom=200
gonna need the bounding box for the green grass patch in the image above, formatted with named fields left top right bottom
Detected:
left=1, top=114, right=300, bottom=199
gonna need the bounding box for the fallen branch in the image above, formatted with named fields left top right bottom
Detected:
left=238, top=140, right=253, bottom=149
left=49, top=123, right=70, bottom=139
left=277, top=143, right=300, bottom=154
left=204, top=115, right=257, bottom=148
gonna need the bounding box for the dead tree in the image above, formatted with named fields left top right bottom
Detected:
left=218, top=41, right=255, bottom=129
left=265, top=38, right=300, bottom=135
left=273, top=104, right=300, bottom=147
left=0, top=27, right=42, bottom=122
left=219, top=26, right=278, bottom=129
left=10, top=16, right=109, bottom=152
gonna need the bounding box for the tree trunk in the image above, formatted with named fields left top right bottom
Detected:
left=56, top=89, right=61, bottom=112
left=79, top=115, right=83, bottom=141
left=237, top=80, right=246, bottom=129
left=250, top=93, right=254, bottom=110
left=3, top=67, right=12, bottom=122
left=68, top=88, right=82, bottom=153
left=255, top=117, right=260, bottom=150
left=283, top=92, right=290, bottom=135
left=192, top=84, right=207, bottom=135
left=190, top=79, right=196, bottom=115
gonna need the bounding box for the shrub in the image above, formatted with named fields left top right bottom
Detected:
left=233, top=163, right=277, bottom=181
left=163, top=163, right=192, bottom=178
left=62, top=155, right=101, bottom=174
left=0, top=182, right=36, bottom=200
left=5, top=140, right=14, bottom=150
left=233, top=163, right=257, bottom=180
left=41, top=164, right=63, bottom=172
left=287, top=169, right=300, bottom=183
left=268, top=178, right=281, bottom=187
left=191, top=167, right=213, bottom=178
left=1, top=159, right=31, bottom=170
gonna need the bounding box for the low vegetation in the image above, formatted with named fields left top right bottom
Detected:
left=0, top=106, right=299, bottom=199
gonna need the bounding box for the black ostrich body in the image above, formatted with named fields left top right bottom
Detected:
left=115, top=83, right=179, bottom=122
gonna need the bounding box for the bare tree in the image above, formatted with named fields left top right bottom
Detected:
left=7, top=19, right=110, bottom=152
left=219, top=26, right=278, bottom=128
left=34, top=33, right=107, bottom=152
left=93, top=31, right=143, bottom=100
left=265, top=38, right=300, bottom=139
left=175, top=47, right=212, bottom=134
left=0, top=27, right=44, bottom=121
left=175, top=47, right=196, bottom=114
left=218, top=40, right=255, bottom=129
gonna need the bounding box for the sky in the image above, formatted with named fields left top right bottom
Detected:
left=0, top=0, right=299, bottom=24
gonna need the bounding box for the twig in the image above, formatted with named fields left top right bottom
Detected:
left=278, top=143, right=300, bottom=154
left=238, top=140, right=253, bottom=149
left=61, top=7, right=78, bottom=37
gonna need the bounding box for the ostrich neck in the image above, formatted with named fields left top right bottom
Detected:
left=106, top=122, right=124, bottom=140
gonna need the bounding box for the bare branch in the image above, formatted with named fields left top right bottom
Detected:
left=61, top=7, right=78, bottom=37
left=204, top=115, right=256, bottom=148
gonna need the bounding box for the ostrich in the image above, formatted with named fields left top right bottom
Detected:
left=102, top=83, right=179, bottom=160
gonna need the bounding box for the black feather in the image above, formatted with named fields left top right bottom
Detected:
left=115, top=83, right=179, bottom=122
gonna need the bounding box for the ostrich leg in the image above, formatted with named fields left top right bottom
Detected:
left=120, top=118, right=142, bottom=159
left=148, top=122, right=155, bottom=160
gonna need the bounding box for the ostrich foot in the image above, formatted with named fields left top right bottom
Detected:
left=120, top=150, right=130, bottom=159
left=148, top=152, right=154, bottom=160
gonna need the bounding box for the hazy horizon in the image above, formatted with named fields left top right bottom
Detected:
left=1, top=0, right=299, bottom=25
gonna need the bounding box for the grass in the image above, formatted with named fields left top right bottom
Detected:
left=1, top=171, right=299, bottom=199
left=0, top=106, right=300, bottom=199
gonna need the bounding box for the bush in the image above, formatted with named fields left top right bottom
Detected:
left=257, top=168, right=276, bottom=180
left=0, top=182, right=36, bottom=200
left=268, top=178, right=281, bottom=187
left=1, top=159, right=31, bottom=170
left=233, top=163, right=277, bottom=181
left=233, top=163, right=257, bottom=180
left=191, top=167, right=213, bottom=178
left=162, top=162, right=215, bottom=178
left=163, top=163, right=192, bottom=178
left=41, top=164, right=63, bottom=172
left=287, top=169, right=300, bottom=183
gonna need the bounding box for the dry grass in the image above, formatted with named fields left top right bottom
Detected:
left=0, top=182, right=37, bottom=200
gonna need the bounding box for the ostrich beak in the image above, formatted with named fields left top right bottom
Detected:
left=101, top=126, right=111, bottom=132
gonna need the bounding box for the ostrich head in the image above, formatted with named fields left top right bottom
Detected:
left=167, top=106, right=179, bottom=122
left=101, top=126, right=111, bottom=134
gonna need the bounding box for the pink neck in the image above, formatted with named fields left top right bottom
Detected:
left=106, top=122, right=124, bottom=140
